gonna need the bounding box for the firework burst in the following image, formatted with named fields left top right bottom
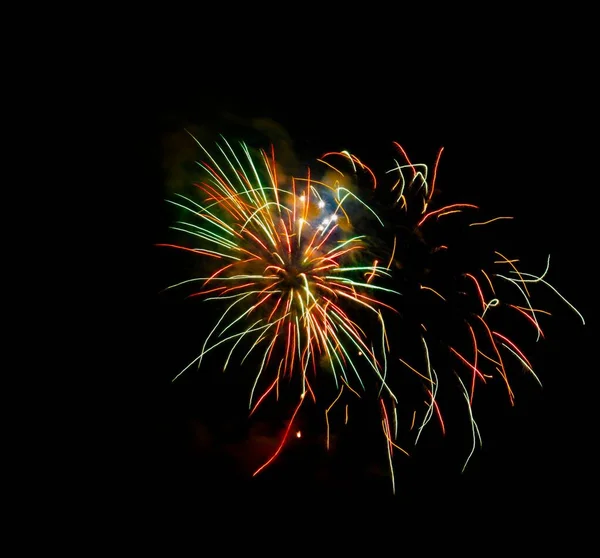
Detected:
left=161, top=135, right=584, bottom=493
left=160, top=135, right=401, bottom=475
left=346, top=142, right=586, bottom=488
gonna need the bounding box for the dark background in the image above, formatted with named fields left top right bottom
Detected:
left=114, top=53, right=594, bottom=535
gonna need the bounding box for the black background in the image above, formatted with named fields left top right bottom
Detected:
left=107, top=41, right=594, bottom=540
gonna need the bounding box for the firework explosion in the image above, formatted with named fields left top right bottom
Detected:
left=160, top=135, right=584, bottom=493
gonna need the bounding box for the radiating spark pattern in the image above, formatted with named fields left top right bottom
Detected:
left=161, top=135, right=400, bottom=477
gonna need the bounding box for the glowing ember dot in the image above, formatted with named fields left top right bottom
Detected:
left=296, top=431, right=302, bottom=438
left=330, top=214, right=338, bottom=221
left=299, top=195, right=306, bottom=202
left=318, top=200, right=325, bottom=208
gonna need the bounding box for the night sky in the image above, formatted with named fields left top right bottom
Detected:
left=117, top=61, right=593, bottom=536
